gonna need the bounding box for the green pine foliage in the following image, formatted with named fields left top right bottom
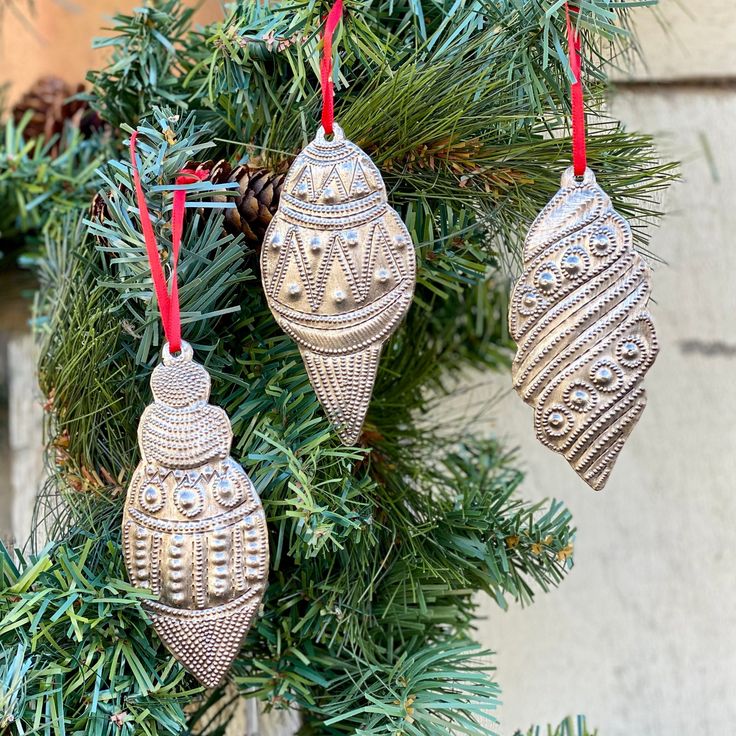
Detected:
left=0, top=1, right=675, bottom=734
left=1, top=538, right=194, bottom=734
left=0, top=112, right=106, bottom=240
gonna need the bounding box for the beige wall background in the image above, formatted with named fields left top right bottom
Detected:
left=1, top=1, right=734, bottom=735
left=0, top=0, right=221, bottom=102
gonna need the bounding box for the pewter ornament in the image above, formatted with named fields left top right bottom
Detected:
left=122, top=341, right=269, bottom=687
left=261, top=123, right=416, bottom=444
left=508, top=167, right=659, bottom=491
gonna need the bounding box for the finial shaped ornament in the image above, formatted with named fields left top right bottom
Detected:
left=508, top=167, right=659, bottom=491
left=261, top=123, right=416, bottom=444
left=122, top=341, right=269, bottom=686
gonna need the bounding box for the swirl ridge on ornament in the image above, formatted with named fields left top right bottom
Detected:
left=508, top=167, right=658, bottom=491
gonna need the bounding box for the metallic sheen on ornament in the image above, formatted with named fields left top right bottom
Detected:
left=508, top=167, right=659, bottom=491
left=261, top=123, right=416, bottom=444
left=122, top=341, right=269, bottom=687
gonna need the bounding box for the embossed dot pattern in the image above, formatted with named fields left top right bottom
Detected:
left=261, top=124, right=416, bottom=444
left=122, top=345, right=269, bottom=687
left=151, top=359, right=210, bottom=407
left=508, top=168, right=659, bottom=491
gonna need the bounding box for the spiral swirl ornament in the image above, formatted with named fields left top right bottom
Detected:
left=122, top=342, right=269, bottom=686
left=509, top=168, right=659, bottom=491
left=261, top=123, right=416, bottom=444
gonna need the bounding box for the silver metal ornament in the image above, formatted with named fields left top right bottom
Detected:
left=509, top=167, right=659, bottom=491
left=261, top=123, right=416, bottom=444
left=122, top=341, right=269, bottom=687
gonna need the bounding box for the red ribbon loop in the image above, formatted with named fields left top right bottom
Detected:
left=320, top=0, right=344, bottom=135
left=129, top=131, right=208, bottom=354
left=565, top=3, right=587, bottom=176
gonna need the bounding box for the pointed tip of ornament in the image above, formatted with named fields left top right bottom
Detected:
left=571, top=392, right=648, bottom=493
left=582, top=467, right=611, bottom=492
left=147, top=594, right=261, bottom=687
left=301, top=346, right=382, bottom=445
left=576, top=447, right=620, bottom=492
left=337, top=424, right=362, bottom=446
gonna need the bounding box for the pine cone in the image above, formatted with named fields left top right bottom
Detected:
left=188, top=160, right=286, bottom=244
left=12, top=76, right=103, bottom=146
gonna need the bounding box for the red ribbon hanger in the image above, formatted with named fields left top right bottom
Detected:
left=319, top=2, right=584, bottom=172
left=129, top=131, right=209, bottom=354
left=565, top=2, right=587, bottom=176
left=320, top=0, right=344, bottom=135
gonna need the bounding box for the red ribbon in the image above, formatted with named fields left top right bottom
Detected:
left=565, top=3, right=587, bottom=176
left=320, top=0, right=344, bottom=135
left=129, top=131, right=209, bottom=354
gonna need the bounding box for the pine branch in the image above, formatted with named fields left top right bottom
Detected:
left=0, top=538, right=195, bottom=734
left=0, top=113, right=106, bottom=238
left=314, top=641, right=500, bottom=735
left=86, top=0, right=197, bottom=128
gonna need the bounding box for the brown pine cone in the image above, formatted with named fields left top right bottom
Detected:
left=188, top=160, right=286, bottom=244
left=12, top=76, right=91, bottom=145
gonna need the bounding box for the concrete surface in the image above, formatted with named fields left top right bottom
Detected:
left=0, top=268, right=39, bottom=549
left=8, top=333, right=44, bottom=550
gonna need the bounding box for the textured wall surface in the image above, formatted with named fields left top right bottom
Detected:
left=612, top=0, right=736, bottom=80
left=0, top=0, right=221, bottom=102
left=471, top=4, right=736, bottom=734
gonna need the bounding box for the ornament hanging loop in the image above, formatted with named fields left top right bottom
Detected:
left=162, top=340, right=193, bottom=365
left=319, top=0, right=344, bottom=135
left=129, top=131, right=208, bottom=355
left=315, top=122, right=345, bottom=144
left=565, top=2, right=587, bottom=176
left=561, top=166, right=595, bottom=188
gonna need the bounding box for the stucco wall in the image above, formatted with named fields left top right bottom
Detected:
left=612, top=0, right=736, bottom=81
left=0, top=0, right=221, bottom=102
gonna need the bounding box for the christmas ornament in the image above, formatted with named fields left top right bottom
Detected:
left=121, top=132, right=269, bottom=686
left=260, top=0, right=416, bottom=444
left=508, top=5, right=659, bottom=491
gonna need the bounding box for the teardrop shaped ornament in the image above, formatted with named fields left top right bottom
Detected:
left=122, top=341, right=269, bottom=686
left=508, top=167, right=659, bottom=491
left=261, top=123, right=416, bottom=444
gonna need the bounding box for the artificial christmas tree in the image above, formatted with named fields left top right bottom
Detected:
left=0, top=1, right=675, bottom=734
